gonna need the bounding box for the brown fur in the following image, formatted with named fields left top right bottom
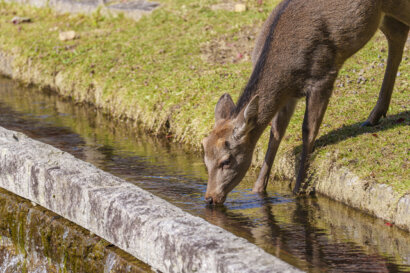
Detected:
left=203, top=0, right=409, bottom=205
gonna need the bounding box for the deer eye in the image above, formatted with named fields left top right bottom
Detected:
left=219, top=158, right=231, bottom=169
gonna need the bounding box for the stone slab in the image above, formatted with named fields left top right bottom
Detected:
left=0, top=126, right=302, bottom=273
left=4, top=0, right=158, bottom=21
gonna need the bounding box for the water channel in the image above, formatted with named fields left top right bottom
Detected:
left=0, top=76, right=409, bottom=272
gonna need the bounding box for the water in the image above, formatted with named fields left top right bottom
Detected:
left=0, top=76, right=409, bottom=272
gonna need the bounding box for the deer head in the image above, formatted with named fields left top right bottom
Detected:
left=202, top=93, right=259, bottom=205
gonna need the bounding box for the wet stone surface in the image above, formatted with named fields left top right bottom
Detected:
left=0, top=77, right=409, bottom=272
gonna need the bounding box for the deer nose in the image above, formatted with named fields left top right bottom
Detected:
left=205, top=197, right=213, bottom=205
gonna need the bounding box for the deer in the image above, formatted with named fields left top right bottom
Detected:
left=202, top=0, right=409, bottom=205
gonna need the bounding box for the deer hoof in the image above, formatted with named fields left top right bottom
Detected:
left=360, top=121, right=373, bottom=127
left=361, top=120, right=381, bottom=127
left=252, top=186, right=266, bottom=194
left=292, top=186, right=307, bottom=196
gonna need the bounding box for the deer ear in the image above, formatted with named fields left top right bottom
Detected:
left=235, top=95, right=259, bottom=138
left=215, top=93, right=235, bottom=123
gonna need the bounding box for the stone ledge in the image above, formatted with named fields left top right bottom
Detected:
left=0, top=126, right=302, bottom=273
left=4, top=0, right=159, bottom=21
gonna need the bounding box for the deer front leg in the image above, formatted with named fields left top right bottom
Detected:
left=363, top=16, right=409, bottom=126
left=294, top=75, right=336, bottom=194
left=253, top=98, right=297, bottom=193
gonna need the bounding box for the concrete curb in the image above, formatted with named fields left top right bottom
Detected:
left=0, top=52, right=13, bottom=78
left=4, top=0, right=158, bottom=21
left=0, top=126, right=302, bottom=273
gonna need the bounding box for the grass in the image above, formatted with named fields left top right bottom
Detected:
left=0, top=0, right=408, bottom=194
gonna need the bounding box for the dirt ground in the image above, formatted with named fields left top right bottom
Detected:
left=201, top=24, right=260, bottom=65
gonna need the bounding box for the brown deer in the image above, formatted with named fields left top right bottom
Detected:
left=202, top=0, right=409, bottom=205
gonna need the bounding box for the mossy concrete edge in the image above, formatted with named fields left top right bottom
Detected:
left=272, top=150, right=410, bottom=231
left=0, top=49, right=408, bottom=233
left=0, top=188, right=152, bottom=272
left=0, top=125, right=302, bottom=273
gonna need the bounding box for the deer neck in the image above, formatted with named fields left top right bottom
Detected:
left=235, top=74, right=285, bottom=146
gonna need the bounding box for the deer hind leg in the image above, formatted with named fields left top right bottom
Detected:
left=293, top=73, right=337, bottom=194
left=363, top=16, right=409, bottom=126
left=253, top=98, right=298, bottom=193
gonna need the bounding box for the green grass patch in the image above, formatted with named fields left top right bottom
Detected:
left=0, top=0, right=408, bottom=194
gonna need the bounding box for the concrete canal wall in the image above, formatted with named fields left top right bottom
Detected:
left=0, top=126, right=302, bottom=273
left=0, top=188, right=152, bottom=272
left=273, top=151, right=410, bottom=231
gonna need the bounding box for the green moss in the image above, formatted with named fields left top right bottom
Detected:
left=17, top=219, right=26, bottom=257
left=21, top=260, right=28, bottom=273
left=0, top=0, right=408, bottom=194
left=0, top=189, right=153, bottom=272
